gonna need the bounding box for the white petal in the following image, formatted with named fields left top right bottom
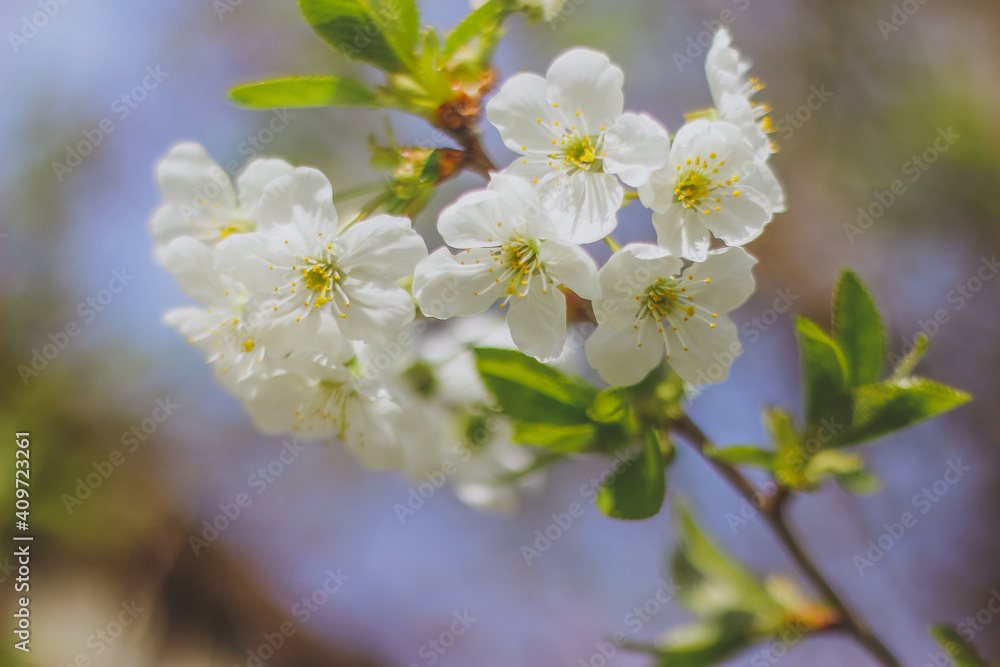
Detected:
left=236, top=158, right=295, bottom=223
left=701, top=185, right=772, bottom=247
left=506, top=279, right=567, bottom=361
left=335, top=282, right=415, bottom=343
left=604, top=112, right=670, bottom=187
left=156, top=142, right=236, bottom=211
left=537, top=238, right=600, bottom=300
left=257, top=167, right=338, bottom=232
left=414, top=248, right=500, bottom=318
left=664, top=314, right=741, bottom=385
left=545, top=48, right=624, bottom=135
left=437, top=188, right=508, bottom=249
left=343, top=394, right=405, bottom=469
left=585, top=325, right=663, bottom=386
left=541, top=171, right=622, bottom=244
left=743, top=159, right=786, bottom=213
left=152, top=143, right=238, bottom=245
left=485, top=72, right=561, bottom=153
left=686, top=247, right=757, bottom=313
left=670, top=119, right=755, bottom=175
left=216, top=228, right=298, bottom=295
left=652, top=208, right=712, bottom=262
left=157, top=237, right=243, bottom=306
left=336, top=215, right=427, bottom=283
left=706, top=27, right=752, bottom=103
left=636, top=165, right=676, bottom=214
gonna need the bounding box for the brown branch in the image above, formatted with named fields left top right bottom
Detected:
left=669, top=414, right=904, bottom=667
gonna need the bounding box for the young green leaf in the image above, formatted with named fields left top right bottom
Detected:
left=229, top=76, right=381, bottom=109
left=473, top=347, right=595, bottom=425
left=928, top=625, right=986, bottom=666
left=794, top=315, right=853, bottom=429
left=298, top=0, right=419, bottom=73
left=764, top=407, right=811, bottom=489
left=833, top=269, right=885, bottom=386
left=705, top=445, right=777, bottom=471
left=443, top=0, right=510, bottom=60
left=595, top=431, right=665, bottom=520
left=892, top=332, right=930, bottom=380
left=511, top=422, right=597, bottom=453
left=587, top=386, right=631, bottom=424
left=833, top=378, right=971, bottom=446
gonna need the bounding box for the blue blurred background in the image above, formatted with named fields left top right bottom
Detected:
left=2, top=0, right=999, bottom=665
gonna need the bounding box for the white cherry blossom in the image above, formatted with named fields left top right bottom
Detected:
left=585, top=244, right=756, bottom=386
left=216, top=167, right=427, bottom=346
left=150, top=142, right=293, bottom=252
left=413, top=173, right=600, bottom=362
left=706, top=28, right=786, bottom=213
left=486, top=48, right=670, bottom=243
left=638, top=119, right=773, bottom=262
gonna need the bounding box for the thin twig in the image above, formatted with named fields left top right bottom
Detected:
left=669, top=414, right=904, bottom=667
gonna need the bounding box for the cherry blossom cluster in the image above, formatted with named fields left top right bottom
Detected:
left=152, top=28, right=783, bottom=509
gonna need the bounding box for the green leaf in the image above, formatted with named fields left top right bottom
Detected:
left=804, top=450, right=881, bottom=495
left=298, top=0, right=419, bottom=73
left=671, top=501, right=782, bottom=620
left=833, top=269, right=885, bottom=386
left=652, top=615, right=758, bottom=667
left=229, top=76, right=381, bottom=109
left=794, top=315, right=853, bottom=430
left=705, top=445, right=777, bottom=471
left=511, top=422, right=597, bottom=454
left=892, top=332, right=930, bottom=380
left=764, top=407, right=811, bottom=489
left=833, top=378, right=971, bottom=446
left=929, top=625, right=986, bottom=666
left=443, top=0, right=510, bottom=60
left=595, top=431, right=665, bottom=520
left=473, top=348, right=595, bottom=425
left=587, top=387, right=631, bottom=423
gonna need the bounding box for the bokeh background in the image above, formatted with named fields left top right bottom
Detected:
left=2, top=0, right=999, bottom=665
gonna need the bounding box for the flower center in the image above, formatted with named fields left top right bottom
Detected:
left=303, top=263, right=335, bottom=292
left=674, top=169, right=713, bottom=206
left=637, top=277, right=690, bottom=321
left=472, top=238, right=553, bottom=306
left=672, top=153, right=741, bottom=215
left=299, top=256, right=351, bottom=314
left=563, top=134, right=602, bottom=171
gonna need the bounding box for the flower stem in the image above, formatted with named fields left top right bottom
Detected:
left=603, top=236, right=622, bottom=252
left=333, top=181, right=388, bottom=203
left=668, top=414, right=904, bottom=667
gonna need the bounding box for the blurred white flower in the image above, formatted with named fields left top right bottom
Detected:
left=486, top=47, right=669, bottom=243
left=244, top=341, right=405, bottom=470
left=414, top=173, right=599, bottom=361
left=216, top=167, right=426, bottom=346
left=586, top=245, right=756, bottom=386
left=706, top=27, right=786, bottom=213
left=150, top=142, right=293, bottom=253
left=638, top=119, right=773, bottom=261
left=395, top=316, right=544, bottom=513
